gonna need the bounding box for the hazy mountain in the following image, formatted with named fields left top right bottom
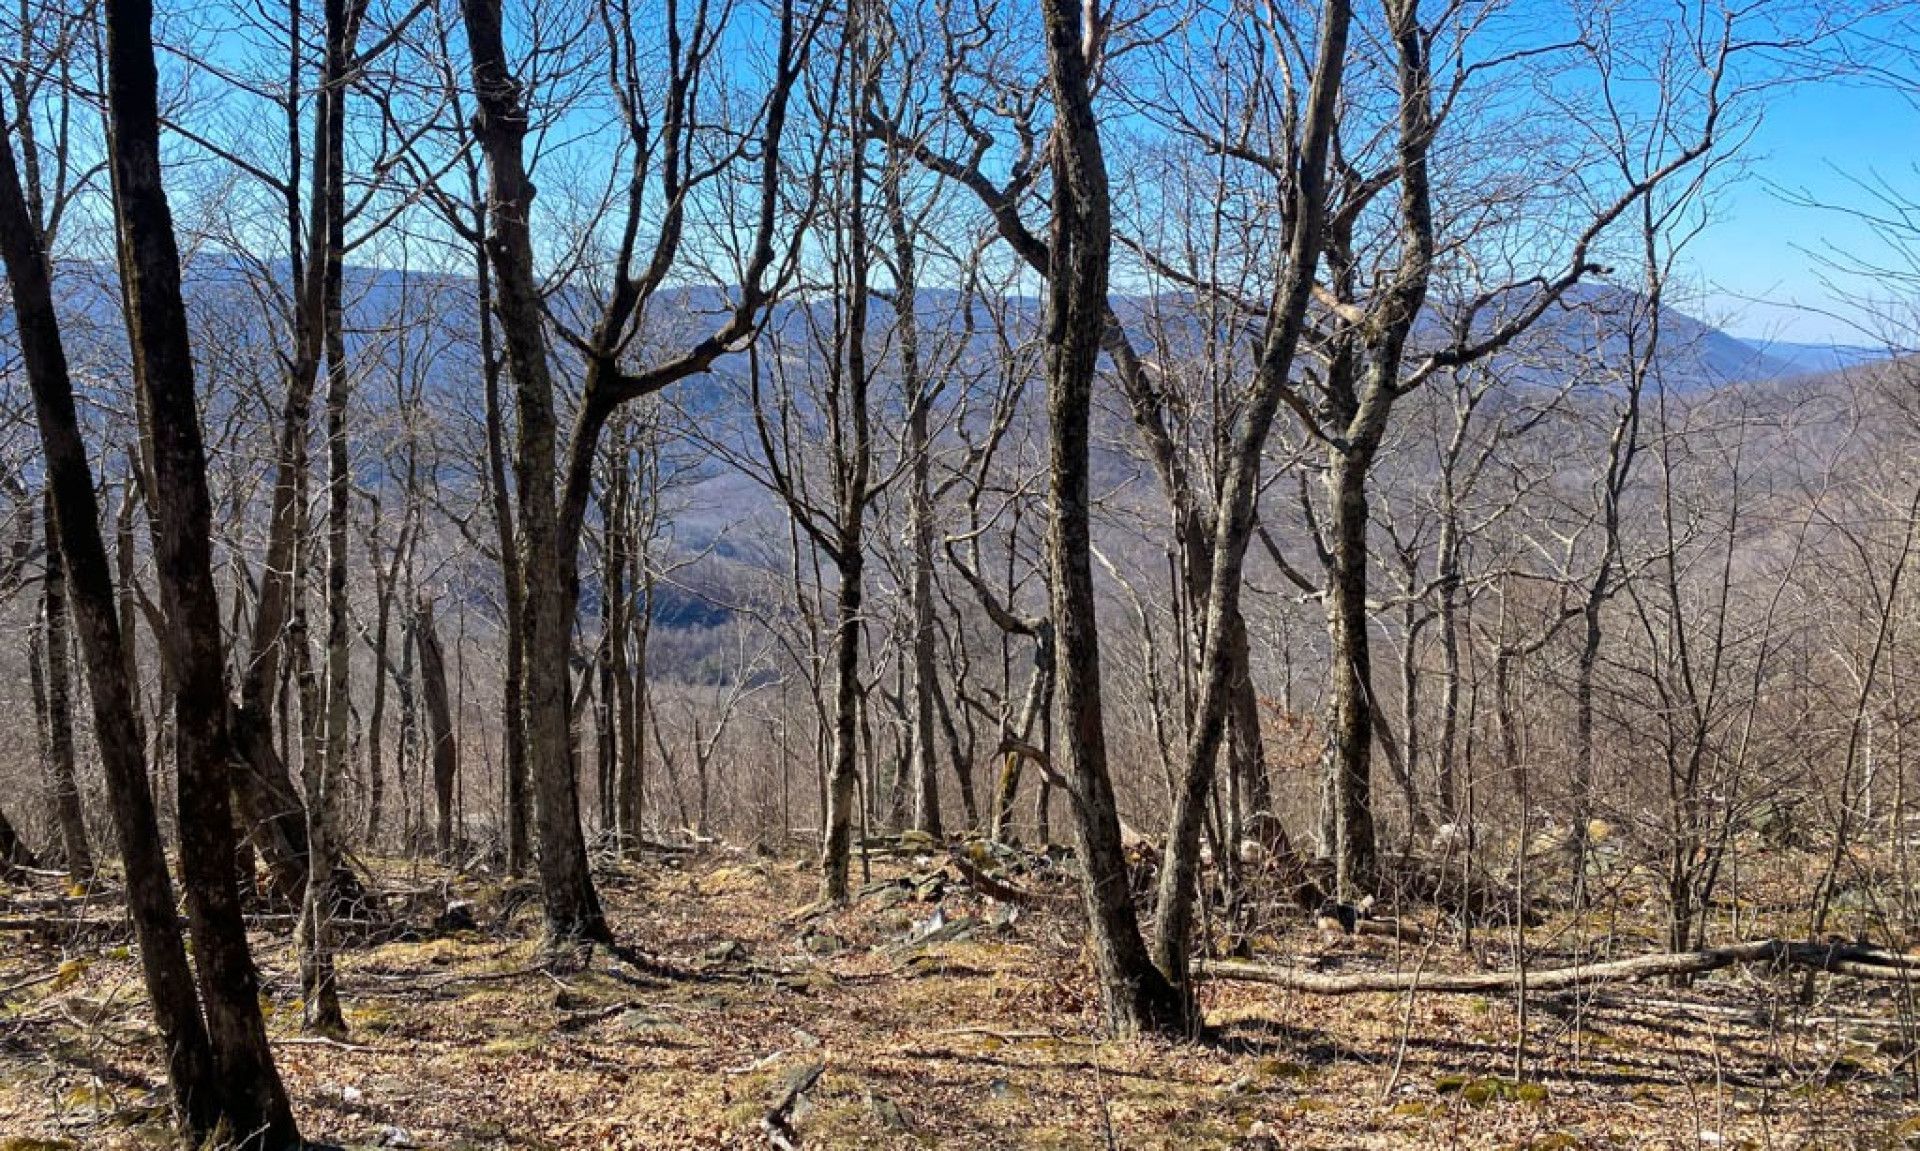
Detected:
left=1734, top=338, right=1887, bottom=377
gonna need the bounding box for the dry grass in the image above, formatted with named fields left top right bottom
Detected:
left=1, top=848, right=1917, bottom=1149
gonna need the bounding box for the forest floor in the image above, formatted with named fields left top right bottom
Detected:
left=2, top=843, right=1918, bottom=1149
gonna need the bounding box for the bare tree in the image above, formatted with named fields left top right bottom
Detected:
left=0, top=82, right=236, bottom=1149
left=102, top=0, right=297, bottom=1131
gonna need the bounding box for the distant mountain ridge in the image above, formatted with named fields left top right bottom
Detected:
left=17, top=256, right=1880, bottom=394
left=1732, top=338, right=1887, bottom=377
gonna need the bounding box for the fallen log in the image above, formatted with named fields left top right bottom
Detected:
left=947, top=852, right=1071, bottom=908
left=3, top=890, right=123, bottom=911
left=0, top=916, right=125, bottom=934
left=1352, top=916, right=1426, bottom=943
left=1199, top=940, right=1920, bottom=996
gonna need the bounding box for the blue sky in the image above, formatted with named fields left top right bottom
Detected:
left=1689, top=76, right=1916, bottom=348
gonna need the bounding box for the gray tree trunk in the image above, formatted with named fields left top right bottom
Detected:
left=461, top=0, right=607, bottom=944
left=41, top=490, right=93, bottom=882
left=1036, top=0, right=1185, bottom=1036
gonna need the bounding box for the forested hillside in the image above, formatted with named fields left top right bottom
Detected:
left=2, top=0, right=1919, bottom=1146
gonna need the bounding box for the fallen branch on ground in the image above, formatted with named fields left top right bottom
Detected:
left=0, top=970, right=62, bottom=998
left=3, top=890, right=122, bottom=911
left=1198, top=939, right=1920, bottom=996
left=947, top=852, right=1070, bottom=908
left=1354, top=917, right=1426, bottom=943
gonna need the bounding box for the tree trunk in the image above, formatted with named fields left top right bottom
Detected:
left=460, top=0, right=606, bottom=943
left=40, top=489, right=93, bottom=883
left=292, top=549, right=345, bottom=1035
left=1327, top=447, right=1378, bottom=898
left=1572, top=593, right=1603, bottom=888
left=366, top=555, right=393, bottom=846
left=0, top=120, right=224, bottom=1140
left=1435, top=556, right=1462, bottom=822
left=1035, top=0, right=1185, bottom=1036
left=623, top=576, right=651, bottom=853
left=470, top=232, right=529, bottom=875
left=101, top=0, right=299, bottom=1133
left=595, top=593, right=616, bottom=837
left=0, top=801, right=36, bottom=877
left=990, top=628, right=1052, bottom=843
left=1394, top=606, right=1433, bottom=839
left=1145, top=0, right=1349, bottom=994
left=820, top=550, right=865, bottom=901
left=394, top=605, right=419, bottom=850
left=816, top=18, right=876, bottom=900
left=303, top=0, right=358, bottom=1031
left=606, top=433, right=639, bottom=853
left=887, top=168, right=943, bottom=839
left=1227, top=612, right=1282, bottom=852
left=418, top=595, right=459, bottom=859
left=113, top=472, right=148, bottom=768
left=1200, top=939, right=1920, bottom=996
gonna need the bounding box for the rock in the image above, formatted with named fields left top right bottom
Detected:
left=801, top=929, right=845, bottom=956
left=778, top=1061, right=827, bottom=1099
left=376, top=1126, right=418, bottom=1148
left=704, top=939, right=749, bottom=963
left=1237, top=1120, right=1282, bottom=1150
left=909, top=907, right=948, bottom=941
left=432, top=900, right=477, bottom=934
left=924, top=915, right=983, bottom=944
left=902, top=908, right=983, bottom=946
left=867, top=1091, right=910, bottom=1131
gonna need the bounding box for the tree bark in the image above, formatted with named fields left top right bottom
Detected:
left=817, top=442, right=870, bottom=902
left=1327, top=447, right=1379, bottom=898
left=0, top=801, right=36, bottom=878
left=1035, top=0, right=1184, bottom=1036
left=886, top=164, right=943, bottom=839
left=101, top=0, right=298, bottom=1134
left=460, top=0, right=607, bottom=943
left=1200, top=939, right=1920, bottom=996
left=418, top=595, right=459, bottom=858
left=604, top=432, right=635, bottom=852
left=365, top=539, right=395, bottom=845
left=613, top=444, right=646, bottom=855
left=989, top=625, right=1052, bottom=844
left=817, top=9, right=877, bottom=901
left=302, top=0, right=360, bottom=1034
left=1149, top=0, right=1351, bottom=992
left=621, top=544, right=651, bottom=854
left=0, top=70, right=240, bottom=1145
left=40, top=489, right=93, bottom=883
left=469, top=214, right=529, bottom=875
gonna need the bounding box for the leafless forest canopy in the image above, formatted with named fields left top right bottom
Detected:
left=2, top=0, right=1920, bottom=1145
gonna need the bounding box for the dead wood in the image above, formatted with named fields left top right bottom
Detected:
left=947, top=851, right=1070, bottom=908
left=1199, top=939, right=1920, bottom=996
